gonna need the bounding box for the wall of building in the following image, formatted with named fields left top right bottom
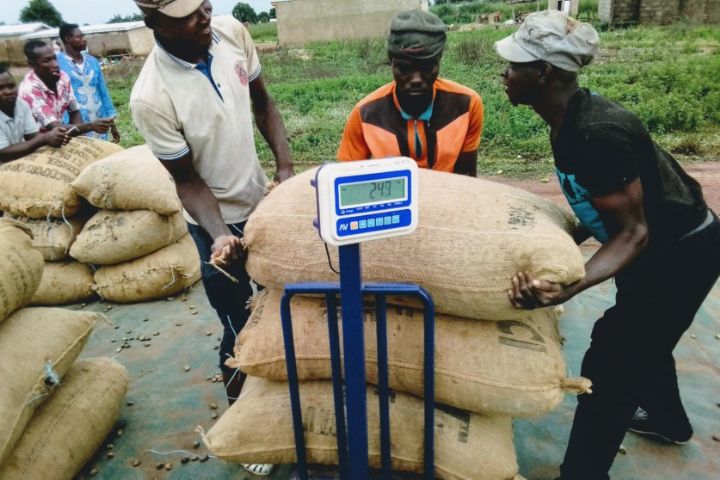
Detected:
left=276, top=0, right=428, bottom=46
left=599, top=0, right=720, bottom=24
left=679, top=0, right=720, bottom=23
left=0, top=36, right=27, bottom=65
left=128, top=27, right=154, bottom=56
left=85, top=32, right=132, bottom=57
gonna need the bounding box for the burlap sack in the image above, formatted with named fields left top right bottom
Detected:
left=30, top=262, right=95, bottom=305
left=93, top=234, right=201, bottom=302
left=70, top=209, right=187, bottom=265
left=0, top=137, right=123, bottom=218
left=0, top=358, right=128, bottom=480
left=245, top=168, right=584, bottom=320
left=0, top=308, right=99, bottom=465
left=231, top=290, right=590, bottom=417
left=71, top=144, right=181, bottom=215
left=202, top=377, right=519, bottom=480
left=0, top=219, right=44, bottom=322
left=9, top=216, right=87, bottom=261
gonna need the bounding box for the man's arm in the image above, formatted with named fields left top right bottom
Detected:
left=95, top=59, right=121, bottom=143
left=509, top=178, right=649, bottom=308
left=454, top=93, right=483, bottom=177
left=249, top=74, right=293, bottom=182
left=337, top=104, right=371, bottom=161
left=0, top=127, right=69, bottom=163
left=159, top=152, right=243, bottom=263
left=454, top=150, right=478, bottom=177
left=64, top=110, right=113, bottom=136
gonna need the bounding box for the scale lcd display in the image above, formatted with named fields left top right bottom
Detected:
left=339, top=177, right=406, bottom=208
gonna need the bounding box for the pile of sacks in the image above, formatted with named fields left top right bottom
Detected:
left=70, top=145, right=200, bottom=303
left=0, top=218, right=129, bottom=479
left=202, top=168, right=592, bottom=479
left=0, top=137, right=123, bottom=306
left=0, top=139, right=201, bottom=305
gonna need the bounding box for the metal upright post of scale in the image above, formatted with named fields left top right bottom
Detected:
left=279, top=158, right=436, bottom=480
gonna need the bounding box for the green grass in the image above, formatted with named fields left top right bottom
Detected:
left=248, top=22, right=278, bottom=43
left=106, top=23, right=720, bottom=178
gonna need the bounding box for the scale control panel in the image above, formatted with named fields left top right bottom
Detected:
left=312, top=157, right=419, bottom=246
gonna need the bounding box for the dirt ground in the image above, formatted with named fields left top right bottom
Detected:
left=481, top=162, right=720, bottom=214
left=71, top=162, right=720, bottom=480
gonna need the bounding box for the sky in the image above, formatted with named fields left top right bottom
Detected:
left=1, top=0, right=274, bottom=25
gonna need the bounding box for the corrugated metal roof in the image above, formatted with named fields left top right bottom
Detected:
left=21, top=21, right=147, bottom=40
left=0, top=23, right=52, bottom=38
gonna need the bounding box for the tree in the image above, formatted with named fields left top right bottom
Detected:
left=108, top=13, right=144, bottom=24
left=232, top=2, right=258, bottom=24
left=20, top=0, right=64, bottom=27
left=258, top=12, right=270, bottom=23
left=269, top=8, right=276, bottom=19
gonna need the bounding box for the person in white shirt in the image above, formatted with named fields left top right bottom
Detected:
left=0, top=63, right=69, bottom=164
left=130, top=2, right=293, bottom=475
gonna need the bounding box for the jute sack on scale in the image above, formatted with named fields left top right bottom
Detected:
left=244, top=168, right=585, bottom=320
left=71, top=144, right=182, bottom=215
left=9, top=216, right=87, bottom=261
left=0, top=218, right=44, bottom=322
left=202, top=376, right=521, bottom=480
left=70, top=209, right=187, bottom=265
left=0, top=308, right=100, bottom=465
left=0, top=137, right=123, bottom=218
left=93, top=234, right=201, bottom=302
left=231, top=290, right=591, bottom=418
left=30, top=262, right=95, bottom=305
left=0, top=358, right=129, bottom=480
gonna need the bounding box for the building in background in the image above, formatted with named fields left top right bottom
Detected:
left=0, top=23, right=51, bottom=65
left=599, top=0, right=720, bottom=24
left=20, top=21, right=153, bottom=61
left=273, top=0, right=429, bottom=47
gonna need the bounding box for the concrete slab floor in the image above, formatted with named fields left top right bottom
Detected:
left=71, top=279, right=720, bottom=479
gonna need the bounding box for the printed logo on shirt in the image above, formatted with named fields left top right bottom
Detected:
left=234, top=60, right=248, bottom=86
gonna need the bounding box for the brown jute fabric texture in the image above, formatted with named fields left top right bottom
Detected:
left=93, top=234, right=201, bottom=302
left=0, top=138, right=123, bottom=218
left=244, top=168, right=585, bottom=320
left=30, top=262, right=95, bottom=306
left=0, top=358, right=129, bottom=480
left=0, top=308, right=99, bottom=465
left=71, top=144, right=182, bottom=215
left=0, top=219, right=44, bottom=322
left=70, top=209, right=187, bottom=265
left=203, top=377, right=519, bottom=480
left=9, top=216, right=87, bottom=261
left=232, top=290, right=590, bottom=417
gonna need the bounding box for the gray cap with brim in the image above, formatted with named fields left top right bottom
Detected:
left=494, top=10, right=599, bottom=72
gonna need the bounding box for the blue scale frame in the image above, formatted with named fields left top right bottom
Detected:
left=280, top=245, right=436, bottom=480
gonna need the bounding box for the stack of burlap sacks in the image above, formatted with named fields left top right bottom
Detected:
left=202, top=168, right=593, bottom=480
left=0, top=137, right=123, bottom=305
left=0, top=218, right=129, bottom=479
left=69, top=144, right=200, bottom=303
left=0, top=139, right=200, bottom=305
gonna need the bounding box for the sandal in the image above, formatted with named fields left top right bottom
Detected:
left=242, top=464, right=274, bottom=476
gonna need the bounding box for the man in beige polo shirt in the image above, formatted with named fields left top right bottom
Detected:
left=131, top=3, right=292, bottom=474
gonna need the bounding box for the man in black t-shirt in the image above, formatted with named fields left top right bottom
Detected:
left=495, top=11, right=720, bottom=480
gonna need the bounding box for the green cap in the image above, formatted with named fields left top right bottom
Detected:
left=387, top=10, right=447, bottom=60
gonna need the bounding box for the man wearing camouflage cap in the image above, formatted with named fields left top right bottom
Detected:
left=500, top=10, right=720, bottom=480
left=338, top=9, right=484, bottom=176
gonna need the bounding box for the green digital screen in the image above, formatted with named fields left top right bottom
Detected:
left=339, top=177, right=406, bottom=208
